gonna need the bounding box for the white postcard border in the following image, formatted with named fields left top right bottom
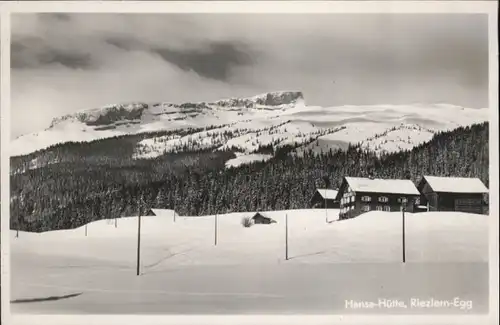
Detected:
left=0, top=1, right=498, bottom=325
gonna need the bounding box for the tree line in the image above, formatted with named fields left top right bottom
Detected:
left=10, top=122, right=489, bottom=232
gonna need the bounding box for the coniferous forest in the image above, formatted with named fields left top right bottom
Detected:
left=10, top=122, right=489, bottom=232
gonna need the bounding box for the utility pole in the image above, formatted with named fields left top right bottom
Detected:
left=137, top=198, right=144, bottom=276
left=172, top=201, right=176, bottom=223
left=402, top=200, right=406, bottom=263
left=285, top=213, right=289, bottom=260
left=212, top=177, right=218, bottom=246
left=323, top=175, right=330, bottom=223
left=137, top=211, right=142, bottom=276
left=325, top=188, right=328, bottom=223
left=214, top=213, right=218, bottom=246
left=16, top=215, right=20, bottom=238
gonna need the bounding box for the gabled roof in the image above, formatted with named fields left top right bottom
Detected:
left=344, top=176, right=420, bottom=195
left=149, top=208, right=175, bottom=217
left=252, top=212, right=271, bottom=218
left=315, top=189, right=339, bottom=200
left=421, top=175, right=489, bottom=194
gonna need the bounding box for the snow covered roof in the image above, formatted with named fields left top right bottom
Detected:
left=149, top=209, right=175, bottom=217
left=316, top=189, right=339, bottom=200
left=252, top=212, right=272, bottom=219
left=344, top=177, right=420, bottom=195
left=422, top=176, right=489, bottom=194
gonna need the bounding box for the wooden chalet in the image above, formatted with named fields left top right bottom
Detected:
left=310, top=188, right=340, bottom=209
left=417, top=176, right=489, bottom=214
left=335, top=176, right=421, bottom=220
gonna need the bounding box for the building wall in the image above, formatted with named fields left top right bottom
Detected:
left=338, top=182, right=356, bottom=219
left=437, top=192, right=485, bottom=214
left=420, top=182, right=438, bottom=211
left=339, top=190, right=419, bottom=219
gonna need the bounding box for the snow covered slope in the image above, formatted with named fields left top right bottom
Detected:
left=10, top=210, right=488, bottom=314
left=11, top=210, right=487, bottom=265
left=11, top=91, right=488, bottom=159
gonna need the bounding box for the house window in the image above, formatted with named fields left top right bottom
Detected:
left=361, top=196, right=371, bottom=202
left=384, top=206, right=391, bottom=212
left=414, top=197, right=420, bottom=205
left=362, top=205, right=370, bottom=212
left=376, top=206, right=383, bottom=211
left=378, top=196, right=389, bottom=203
left=350, top=196, right=354, bottom=203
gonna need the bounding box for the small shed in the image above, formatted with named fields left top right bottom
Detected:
left=417, top=176, right=489, bottom=214
left=310, top=189, right=340, bottom=209
left=251, top=212, right=277, bottom=224
left=146, top=208, right=176, bottom=218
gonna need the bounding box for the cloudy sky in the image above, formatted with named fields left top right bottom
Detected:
left=11, top=13, right=488, bottom=138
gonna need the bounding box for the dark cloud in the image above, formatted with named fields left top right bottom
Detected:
left=11, top=36, right=95, bottom=70
left=37, top=50, right=93, bottom=70
left=104, top=35, right=256, bottom=82
left=151, top=41, right=254, bottom=81
left=105, top=36, right=145, bottom=51
left=10, top=13, right=490, bottom=138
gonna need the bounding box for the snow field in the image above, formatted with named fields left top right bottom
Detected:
left=10, top=210, right=489, bottom=314
left=11, top=210, right=488, bottom=267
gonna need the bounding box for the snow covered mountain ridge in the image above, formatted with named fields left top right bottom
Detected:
left=210, top=90, right=304, bottom=108
left=48, top=91, right=305, bottom=129
left=11, top=91, right=488, bottom=162
left=49, top=102, right=149, bottom=128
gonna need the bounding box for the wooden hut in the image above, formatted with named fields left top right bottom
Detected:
left=417, top=176, right=489, bottom=214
